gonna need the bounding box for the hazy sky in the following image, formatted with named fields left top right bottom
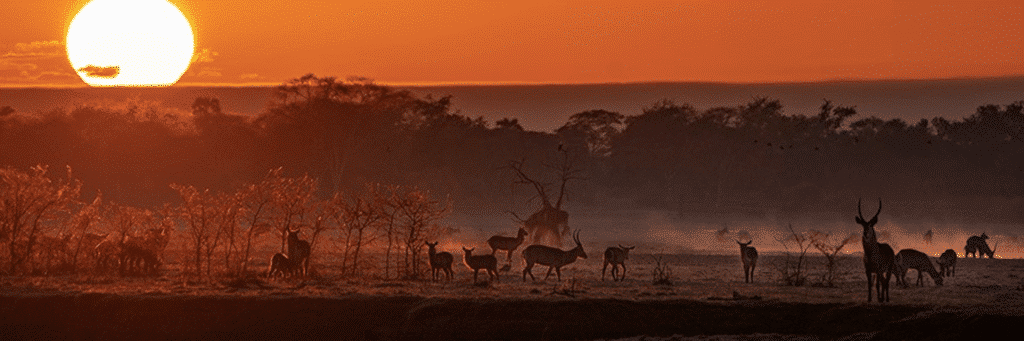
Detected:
left=3, top=0, right=1023, bottom=86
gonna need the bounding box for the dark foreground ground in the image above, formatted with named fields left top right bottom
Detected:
left=2, top=293, right=1022, bottom=341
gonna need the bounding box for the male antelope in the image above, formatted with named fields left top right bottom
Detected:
left=894, top=249, right=943, bottom=287
left=487, top=227, right=528, bottom=263
left=426, top=241, right=454, bottom=282
left=463, top=247, right=498, bottom=283
left=267, top=252, right=295, bottom=278
left=856, top=199, right=895, bottom=303
left=965, top=233, right=996, bottom=258
left=736, top=240, right=758, bottom=283
left=937, top=249, right=957, bottom=277
left=601, top=245, right=634, bottom=281
left=287, top=229, right=311, bottom=276
left=522, top=230, right=587, bottom=282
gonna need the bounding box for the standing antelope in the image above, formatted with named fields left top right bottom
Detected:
left=601, top=245, right=635, bottom=281
left=426, top=241, right=454, bottom=282
left=856, top=199, right=895, bottom=303
left=937, top=249, right=957, bottom=277
left=287, top=229, right=311, bottom=276
left=737, top=240, right=758, bottom=283
left=487, top=227, right=528, bottom=263
left=522, top=230, right=588, bottom=282
left=894, top=249, right=943, bottom=287
left=462, top=247, right=498, bottom=284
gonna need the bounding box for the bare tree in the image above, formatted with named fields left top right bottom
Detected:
left=773, top=224, right=813, bottom=286
left=67, top=193, right=104, bottom=271
left=507, top=150, right=583, bottom=247
left=0, top=165, right=82, bottom=274
left=235, top=169, right=279, bottom=274
left=171, top=184, right=225, bottom=277
left=268, top=172, right=317, bottom=254
left=809, top=230, right=858, bottom=287
left=332, top=187, right=384, bottom=276
left=392, top=187, right=453, bottom=279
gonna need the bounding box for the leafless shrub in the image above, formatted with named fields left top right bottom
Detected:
left=0, top=165, right=82, bottom=275
left=809, top=230, right=858, bottom=287
left=651, top=255, right=673, bottom=286
left=773, top=224, right=813, bottom=286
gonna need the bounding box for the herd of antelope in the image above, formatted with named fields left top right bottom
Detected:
left=412, top=198, right=1003, bottom=296
left=855, top=199, right=997, bottom=303
left=28, top=226, right=172, bottom=276
left=421, top=227, right=640, bottom=284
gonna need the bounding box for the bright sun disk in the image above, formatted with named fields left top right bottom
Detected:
left=66, top=0, right=195, bottom=87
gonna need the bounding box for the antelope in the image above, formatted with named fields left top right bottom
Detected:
left=965, top=233, right=989, bottom=258
left=856, top=199, right=894, bottom=303
left=462, top=247, right=498, bottom=283
left=426, top=241, right=454, bottom=282
left=487, top=227, right=528, bottom=263
left=937, top=249, right=957, bottom=277
left=522, top=230, right=588, bottom=282
left=287, top=229, right=311, bottom=276
left=119, top=244, right=161, bottom=276
left=601, top=245, right=634, bottom=281
left=737, top=240, right=758, bottom=283
left=893, top=249, right=943, bottom=287
left=267, top=252, right=295, bottom=278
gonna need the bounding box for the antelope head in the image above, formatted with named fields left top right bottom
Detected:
left=572, top=230, right=587, bottom=259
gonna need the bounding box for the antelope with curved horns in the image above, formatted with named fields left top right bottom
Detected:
left=856, top=198, right=895, bottom=303
left=522, top=229, right=587, bottom=282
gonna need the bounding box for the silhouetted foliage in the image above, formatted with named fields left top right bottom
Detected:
left=0, top=75, right=1022, bottom=230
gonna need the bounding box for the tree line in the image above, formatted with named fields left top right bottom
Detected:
left=1, top=74, right=1022, bottom=225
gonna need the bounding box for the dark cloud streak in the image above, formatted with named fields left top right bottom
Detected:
left=77, top=65, right=120, bottom=78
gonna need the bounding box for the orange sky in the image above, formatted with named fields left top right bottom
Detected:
left=2, top=0, right=1023, bottom=86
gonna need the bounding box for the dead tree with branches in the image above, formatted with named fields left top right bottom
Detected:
left=507, top=150, right=584, bottom=247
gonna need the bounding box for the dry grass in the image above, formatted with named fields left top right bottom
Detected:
left=3, top=252, right=1024, bottom=340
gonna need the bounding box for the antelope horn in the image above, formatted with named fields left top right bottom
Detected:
left=858, top=198, right=864, bottom=219
left=873, top=198, right=882, bottom=221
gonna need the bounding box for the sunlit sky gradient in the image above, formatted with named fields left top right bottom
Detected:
left=2, top=0, right=1022, bottom=86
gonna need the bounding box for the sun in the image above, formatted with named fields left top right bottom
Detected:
left=66, top=0, right=194, bottom=87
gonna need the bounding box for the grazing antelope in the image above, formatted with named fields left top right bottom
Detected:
left=267, top=252, right=295, bottom=278
left=965, top=233, right=990, bottom=258
left=856, top=199, right=895, bottom=303
left=737, top=240, right=758, bottom=283
left=287, top=229, right=311, bottom=276
left=487, top=227, right=528, bottom=263
left=937, top=249, right=957, bottom=277
left=522, top=230, right=588, bottom=282
left=894, top=249, right=943, bottom=287
left=601, top=245, right=634, bottom=281
left=426, top=241, right=454, bottom=282
left=462, top=247, right=499, bottom=283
